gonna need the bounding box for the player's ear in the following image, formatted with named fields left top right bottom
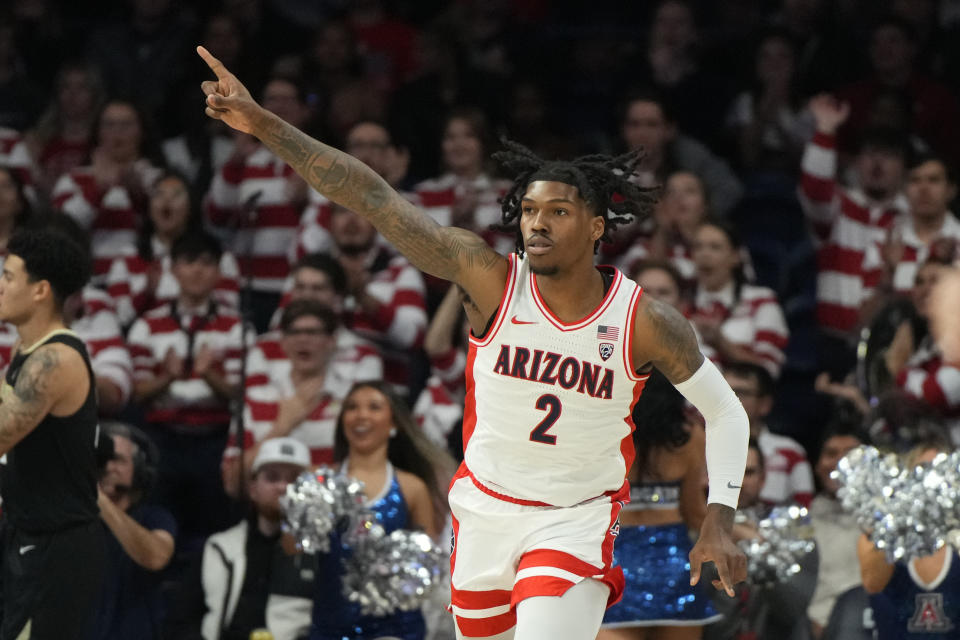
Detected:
left=591, top=215, right=604, bottom=243
left=32, top=279, right=51, bottom=304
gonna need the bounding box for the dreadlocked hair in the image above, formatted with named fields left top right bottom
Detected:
left=492, top=139, right=659, bottom=255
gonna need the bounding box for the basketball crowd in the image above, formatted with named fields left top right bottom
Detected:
left=1, top=1, right=959, bottom=639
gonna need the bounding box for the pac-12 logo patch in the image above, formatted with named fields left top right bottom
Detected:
left=599, top=343, right=615, bottom=361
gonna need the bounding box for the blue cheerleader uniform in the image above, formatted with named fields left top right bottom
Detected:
left=869, top=550, right=960, bottom=639
left=602, top=481, right=722, bottom=628
left=310, top=463, right=427, bottom=640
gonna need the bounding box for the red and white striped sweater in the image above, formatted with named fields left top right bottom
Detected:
left=227, top=328, right=384, bottom=464
left=127, top=301, right=244, bottom=428
left=689, top=282, right=790, bottom=378
left=897, top=337, right=960, bottom=437
left=271, top=247, right=426, bottom=391
left=105, top=236, right=240, bottom=327
left=205, top=145, right=304, bottom=294
left=798, top=132, right=909, bottom=332
left=51, top=160, right=162, bottom=280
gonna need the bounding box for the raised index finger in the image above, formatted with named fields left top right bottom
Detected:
left=197, top=46, right=229, bottom=79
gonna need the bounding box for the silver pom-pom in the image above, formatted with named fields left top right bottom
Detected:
left=739, top=505, right=816, bottom=588
left=342, top=524, right=447, bottom=616
left=833, top=445, right=960, bottom=561
left=280, top=467, right=371, bottom=553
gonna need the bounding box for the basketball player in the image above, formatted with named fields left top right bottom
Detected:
left=0, top=228, right=105, bottom=639
left=198, top=46, right=749, bottom=640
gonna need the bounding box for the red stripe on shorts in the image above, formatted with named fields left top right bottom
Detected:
left=519, top=548, right=603, bottom=576
left=455, top=610, right=517, bottom=637
left=451, top=587, right=513, bottom=610
left=512, top=575, right=577, bottom=603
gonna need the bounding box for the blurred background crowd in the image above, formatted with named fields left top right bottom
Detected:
left=2, top=0, right=960, bottom=638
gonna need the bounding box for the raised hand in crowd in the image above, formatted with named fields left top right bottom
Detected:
left=808, top=93, right=850, bottom=135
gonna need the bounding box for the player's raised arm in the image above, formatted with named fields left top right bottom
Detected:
left=632, top=295, right=749, bottom=596
left=196, top=46, right=507, bottom=302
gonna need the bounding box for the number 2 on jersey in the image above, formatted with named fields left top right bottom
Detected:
left=529, top=394, right=561, bottom=445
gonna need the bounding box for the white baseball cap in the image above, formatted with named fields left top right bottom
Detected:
left=252, top=437, right=311, bottom=473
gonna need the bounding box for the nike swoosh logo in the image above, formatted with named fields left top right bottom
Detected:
left=19, top=545, right=36, bottom=555
left=727, top=481, right=742, bottom=489
left=511, top=315, right=536, bottom=325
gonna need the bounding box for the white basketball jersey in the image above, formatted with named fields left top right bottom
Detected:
left=464, top=253, right=649, bottom=507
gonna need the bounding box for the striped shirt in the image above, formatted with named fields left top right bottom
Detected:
left=245, top=327, right=383, bottom=393
left=269, top=247, right=426, bottom=391
left=127, top=301, right=244, bottom=428
left=51, top=160, right=163, bottom=280
left=205, top=145, right=304, bottom=293
left=228, top=328, right=383, bottom=464
left=863, top=215, right=960, bottom=293
left=412, top=347, right=466, bottom=449
left=689, top=282, right=790, bottom=378
left=412, top=172, right=514, bottom=255
left=799, top=132, right=909, bottom=332
left=757, top=427, right=814, bottom=507
left=104, top=236, right=240, bottom=327
left=897, top=337, right=960, bottom=437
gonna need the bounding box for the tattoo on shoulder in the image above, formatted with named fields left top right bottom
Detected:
left=15, top=346, right=60, bottom=406
left=642, top=297, right=704, bottom=384
left=0, top=346, right=61, bottom=450
left=443, top=229, right=502, bottom=272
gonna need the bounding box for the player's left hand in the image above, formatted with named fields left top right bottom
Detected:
left=689, top=505, right=747, bottom=597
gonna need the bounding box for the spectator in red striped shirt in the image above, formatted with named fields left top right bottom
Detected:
left=51, top=99, right=162, bottom=282
left=618, top=170, right=709, bottom=287
left=25, top=61, right=104, bottom=199
left=799, top=93, right=909, bottom=376
left=885, top=254, right=960, bottom=442
left=254, top=253, right=383, bottom=382
left=867, top=152, right=960, bottom=297
left=204, top=76, right=312, bottom=332
left=105, top=171, right=240, bottom=328
left=688, top=220, right=790, bottom=378
left=723, top=362, right=813, bottom=508
left=413, top=108, right=513, bottom=253
left=224, top=301, right=343, bottom=496
left=412, top=108, right=513, bottom=312
left=327, top=202, right=427, bottom=395
left=127, top=230, right=244, bottom=547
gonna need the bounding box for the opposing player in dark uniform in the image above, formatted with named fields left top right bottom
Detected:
left=0, top=228, right=105, bottom=640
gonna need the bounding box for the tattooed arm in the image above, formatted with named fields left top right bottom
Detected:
left=196, top=47, right=508, bottom=322
left=631, top=295, right=704, bottom=384
left=0, top=344, right=87, bottom=456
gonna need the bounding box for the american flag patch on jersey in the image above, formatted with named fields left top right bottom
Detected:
left=597, top=325, right=619, bottom=341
